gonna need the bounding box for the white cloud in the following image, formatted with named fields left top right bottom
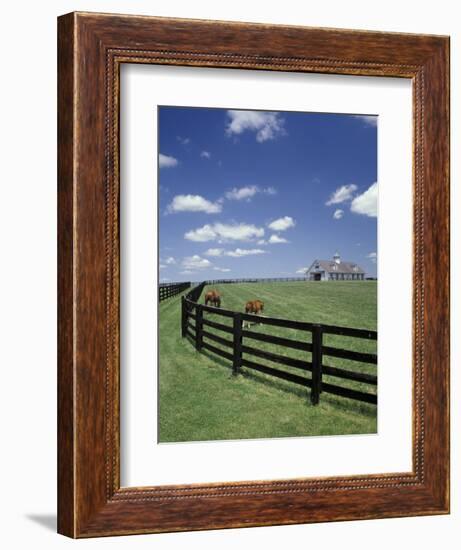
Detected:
left=181, top=255, right=212, bottom=270
left=167, top=194, right=222, bottom=214
left=225, top=185, right=277, bottom=201
left=177, top=136, right=190, bottom=145
left=225, top=185, right=258, bottom=201
left=180, top=270, right=193, bottom=275
left=214, top=223, right=264, bottom=241
left=160, top=277, right=171, bottom=282
left=204, top=248, right=224, bottom=257
left=333, top=209, right=344, bottom=220
left=257, top=239, right=267, bottom=245
left=225, top=110, right=285, bottom=142
left=367, top=252, right=377, bottom=264
left=268, top=234, right=289, bottom=244
left=185, top=222, right=264, bottom=242
left=159, top=153, right=178, bottom=168
left=354, top=115, right=378, bottom=127
left=296, top=267, right=308, bottom=274
left=268, top=216, right=295, bottom=232
left=225, top=248, right=267, bottom=258
left=159, top=257, right=175, bottom=269
left=213, top=267, right=231, bottom=272
left=326, top=184, right=358, bottom=206
left=351, top=182, right=378, bottom=217
left=184, top=225, right=218, bottom=242
left=206, top=246, right=268, bottom=258
left=200, top=150, right=211, bottom=159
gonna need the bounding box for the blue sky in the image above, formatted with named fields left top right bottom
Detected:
left=158, top=106, right=377, bottom=282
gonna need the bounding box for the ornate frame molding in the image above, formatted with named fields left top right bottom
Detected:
left=58, top=12, right=449, bottom=537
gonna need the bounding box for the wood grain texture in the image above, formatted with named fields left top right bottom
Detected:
left=57, top=11, right=450, bottom=538
left=57, top=12, right=75, bottom=538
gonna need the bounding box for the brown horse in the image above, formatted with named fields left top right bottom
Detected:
left=204, top=289, right=221, bottom=308
left=244, top=300, right=264, bottom=327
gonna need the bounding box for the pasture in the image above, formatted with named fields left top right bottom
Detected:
left=158, top=281, right=377, bottom=443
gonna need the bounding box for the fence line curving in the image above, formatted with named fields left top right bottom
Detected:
left=205, top=277, right=307, bottom=285
left=159, top=281, right=191, bottom=302
left=181, top=282, right=377, bottom=406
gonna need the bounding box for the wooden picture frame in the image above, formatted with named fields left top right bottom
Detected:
left=57, top=12, right=450, bottom=538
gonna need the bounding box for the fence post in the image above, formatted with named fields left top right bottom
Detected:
left=181, top=297, right=187, bottom=338
left=195, top=305, right=203, bottom=351
left=311, top=324, right=323, bottom=405
left=233, top=313, right=243, bottom=375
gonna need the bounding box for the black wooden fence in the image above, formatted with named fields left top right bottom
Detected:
left=185, top=281, right=207, bottom=303
left=205, top=277, right=307, bottom=285
left=159, top=281, right=191, bottom=302
left=181, top=283, right=377, bottom=406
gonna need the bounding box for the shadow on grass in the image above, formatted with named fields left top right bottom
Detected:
left=201, top=348, right=309, bottom=401
left=200, top=348, right=376, bottom=419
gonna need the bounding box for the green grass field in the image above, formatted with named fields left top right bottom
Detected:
left=159, top=281, right=377, bottom=443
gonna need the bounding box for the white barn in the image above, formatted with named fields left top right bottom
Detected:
left=305, top=252, right=365, bottom=281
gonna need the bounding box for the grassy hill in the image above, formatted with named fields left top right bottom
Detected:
left=159, top=281, right=377, bottom=443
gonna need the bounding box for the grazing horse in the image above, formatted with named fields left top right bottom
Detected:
left=244, top=300, right=264, bottom=327
left=204, top=289, right=221, bottom=308
left=245, top=299, right=264, bottom=314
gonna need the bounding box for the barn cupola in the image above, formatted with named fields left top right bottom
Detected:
left=333, top=251, right=341, bottom=264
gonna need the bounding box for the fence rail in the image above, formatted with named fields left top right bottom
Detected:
left=204, top=277, right=379, bottom=284
left=205, top=277, right=307, bottom=285
left=159, top=281, right=191, bottom=302
left=181, top=283, right=377, bottom=406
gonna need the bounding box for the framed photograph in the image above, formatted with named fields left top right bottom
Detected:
left=58, top=12, right=450, bottom=537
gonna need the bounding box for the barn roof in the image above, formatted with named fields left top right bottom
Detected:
left=309, top=260, right=365, bottom=274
